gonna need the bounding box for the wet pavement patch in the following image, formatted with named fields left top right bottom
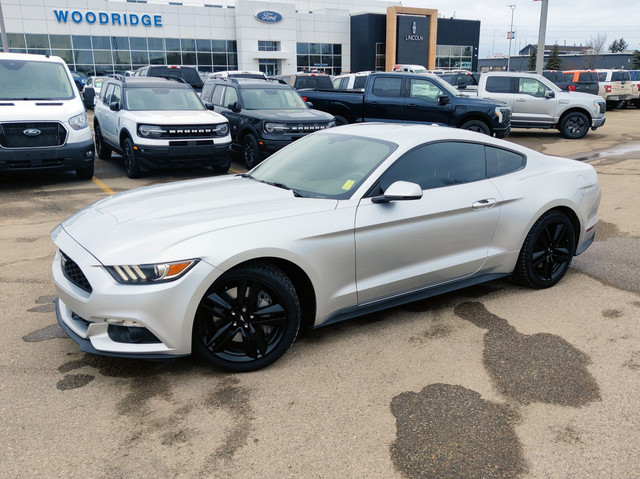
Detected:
left=602, top=309, right=623, bottom=319
left=454, top=302, right=601, bottom=406
left=56, top=373, right=95, bottom=390
left=390, top=384, right=526, bottom=479
left=23, top=324, right=67, bottom=342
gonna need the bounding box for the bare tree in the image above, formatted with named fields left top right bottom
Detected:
left=585, top=33, right=607, bottom=69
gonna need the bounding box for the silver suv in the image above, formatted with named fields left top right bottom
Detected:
left=94, top=77, right=231, bottom=178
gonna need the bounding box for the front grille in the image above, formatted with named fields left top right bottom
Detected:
left=289, top=123, right=332, bottom=133
left=156, top=124, right=225, bottom=139
left=60, top=251, right=92, bottom=293
left=5, top=158, right=65, bottom=169
left=0, top=122, right=67, bottom=148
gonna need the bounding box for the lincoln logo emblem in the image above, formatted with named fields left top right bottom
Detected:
left=405, top=21, right=424, bottom=41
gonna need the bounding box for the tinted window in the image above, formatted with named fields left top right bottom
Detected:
left=102, top=83, right=114, bottom=103
left=223, top=86, right=238, bottom=107
left=485, top=146, right=525, bottom=177
left=201, top=82, right=215, bottom=102
left=211, top=85, right=225, bottom=106
left=378, top=142, right=486, bottom=192
left=611, top=71, right=630, bottom=82
left=485, top=76, right=512, bottom=93
left=578, top=72, right=597, bottom=82
left=354, top=76, right=368, bottom=89
left=112, top=85, right=122, bottom=105
left=598, top=72, right=607, bottom=81
left=371, top=77, right=403, bottom=97
left=409, top=78, right=444, bottom=103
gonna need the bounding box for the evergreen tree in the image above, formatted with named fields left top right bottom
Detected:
left=527, top=47, right=537, bottom=71
left=544, top=44, right=563, bottom=70
left=608, top=39, right=619, bottom=53
left=618, top=38, right=629, bottom=51
left=633, top=50, right=640, bottom=69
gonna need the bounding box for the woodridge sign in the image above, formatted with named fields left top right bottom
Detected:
left=53, top=10, right=163, bottom=27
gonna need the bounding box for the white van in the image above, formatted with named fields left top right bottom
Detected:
left=0, top=53, right=94, bottom=179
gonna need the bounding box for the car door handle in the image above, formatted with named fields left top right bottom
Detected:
left=370, top=101, right=380, bottom=105
left=516, top=98, right=526, bottom=102
left=407, top=103, right=417, bottom=108
left=472, top=198, right=497, bottom=209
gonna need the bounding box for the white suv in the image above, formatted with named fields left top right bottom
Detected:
left=94, top=77, right=231, bottom=178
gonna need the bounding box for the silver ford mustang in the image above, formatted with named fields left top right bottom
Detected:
left=51, top=123, right=600, bottom=371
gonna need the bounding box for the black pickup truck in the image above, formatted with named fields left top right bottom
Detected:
left=300, top=72, right=511, bottom=137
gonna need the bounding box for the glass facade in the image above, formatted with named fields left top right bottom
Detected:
left=296, top=43, right=342, bottom=75
left=5, top=33, right=238, bottom=75
left=436, top=45, right=473, bottom=70
left=258, top=41, right=280, bottom=52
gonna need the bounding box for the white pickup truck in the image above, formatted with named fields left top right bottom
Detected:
left=474, top=72, right=606, bottom=139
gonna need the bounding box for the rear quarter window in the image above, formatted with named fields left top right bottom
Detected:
left=578, top=72, right=597, bottom=82
left=485, top=146, right=525, bottom=177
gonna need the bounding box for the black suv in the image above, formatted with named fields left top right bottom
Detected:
left=134, top=65, right=204, bottom=93
left=200, top=78, right=335, bottom=168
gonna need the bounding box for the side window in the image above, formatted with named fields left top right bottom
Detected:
left=112, top=85, right=122, bottom=106
left=409, top=78, right=444, bottom=103
left=332, top=77, right=343, bottom=89
left=223, top=86, right=238, bottom=107
left=371, top=77, right=403, bottom=97
left=485, top=146, right=525, bottom=178
left=211, top=85, right=225, bottom=106
left=518, top=78, right=546, bottom=97
left=485, top=76, right=513, bottom=93
left=377, top=142, right=486, bottom=192
left=102, top=83, right=114, bottom=103
left=597, top=72, right=606, bottom=82
left=354, top=76, right=367, bottom=89
left=201, top=82, right=215, bottom=102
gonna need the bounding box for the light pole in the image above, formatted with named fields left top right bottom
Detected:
left=491, top=29, right=498, bottom=56
left=535, top=0, right=549, bottom=74
left=507, top=4, right=516, bottom=71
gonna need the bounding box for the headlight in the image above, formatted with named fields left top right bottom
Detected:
left=264, top=122, right=289, bottom=134
left=494, top=107, right=509, bottom=124
left=106, top=260, right=199, bottom=284
left=68, top=112, right=88, bottom=130
left=327, top=120, right=336, bottom=128
left=138, top=124, right=164, bottom=137
left=215, top=123, right=229, bottom=136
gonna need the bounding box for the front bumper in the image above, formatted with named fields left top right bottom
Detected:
left=134, top=140, right=232, bottom=170
left=0, top=138, right=94, bottom=173
left=493, top=125, right=511, bottom=138
left=51, top=226, right=222, bottom=358
left=592, top=116, right=606, bottom=128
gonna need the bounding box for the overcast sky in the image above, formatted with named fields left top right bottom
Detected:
left=411, top=0, right=640, bottom=58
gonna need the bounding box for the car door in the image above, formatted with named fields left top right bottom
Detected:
left=512, top=77, right=556, bottom=125
left=98, top=83, right=117, bottom=143
left=403, top=77, right=453, bottom=124
left=354, top=141, right=501, bottom=303
left=212, top=85, right=242, bottom=143
left=364, top=75, right=406, bottom=122
left=482, top=76, right=515, bottom=111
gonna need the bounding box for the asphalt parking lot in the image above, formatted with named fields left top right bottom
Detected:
left=1, top=109, right=639, bottom=479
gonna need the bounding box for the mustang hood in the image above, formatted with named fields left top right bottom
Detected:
left=60, top=175, right=337, bottom=265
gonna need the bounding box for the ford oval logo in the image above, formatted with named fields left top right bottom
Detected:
left=23, top=128, right=42, bottom=137
left=255, top=10, right=282, bottom=23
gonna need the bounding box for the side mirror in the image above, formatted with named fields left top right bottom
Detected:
left=229, top=101, right=241, bottom=112
left=204, top=102, right=215, bottom=111
left=544, top=90, right=555, bottom=99
left=109, top=101, right=120, bottom=111
left=371, top=181, right=423, bottom=204
left=305, top=101, right=314, bottom=108
left=437, top=95, right=450, bottom=106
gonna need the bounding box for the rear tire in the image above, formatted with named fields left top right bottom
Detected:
left=513, top=210, right=576, bottom=289
left=460, top=120, right=491, bottom=135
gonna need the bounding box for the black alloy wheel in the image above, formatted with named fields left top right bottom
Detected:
left=460, top=120, right=491, bottom=135
left=242, top=134, right=262, bottom=169
left=193, top=262, right=301, bottom=372
left=560, top=112, right=589, bottom=139
left=122, top=137, right=142, bottom=179
left=514, top=210, right=576, bottom=289
left=94, top=124, right=112, bottom=160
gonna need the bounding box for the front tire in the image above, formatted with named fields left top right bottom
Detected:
left=560, top=112, right=589, bottom=139
left=75, top=162, right=94, bottom=180
left=94, top=124, right=112, bottom=160
left=513, top=210, right=576, bottom=289
left=193, top=262, right=301, bottom=372
left=460, top=120, right=491, bottom=135
left=242, top=134, right=262, bottom=169
left=122, top=137, right=142, bottom=179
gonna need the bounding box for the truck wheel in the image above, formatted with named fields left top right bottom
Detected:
left=94, top=124, right=112, bottom=160
left=334, top=115, right=348, bottom=126
left=242, top=134, right=262, bottom=169
left=559, top=112, right=589, bottom=139
left=75, top=162, right=94, bottom=180
left=460, top=120, right=490, bottom=135
left=122, top=137, right=142, bottom=178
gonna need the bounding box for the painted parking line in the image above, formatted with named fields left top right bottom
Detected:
left=92, top=176, right=115, bottom=196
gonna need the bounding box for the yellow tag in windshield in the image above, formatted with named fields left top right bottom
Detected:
left=342, top=180, right=355, bottom=191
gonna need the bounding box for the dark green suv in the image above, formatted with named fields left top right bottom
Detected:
left=200, top=78, right=335, bottom=168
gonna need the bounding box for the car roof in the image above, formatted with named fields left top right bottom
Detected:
left=206, top=78, right=291, bottom=89
left=0, top=52, right=66, bottom=64
left=108, top=77, right=192, bottom=89
left=323, top=122, right=530, bottom=153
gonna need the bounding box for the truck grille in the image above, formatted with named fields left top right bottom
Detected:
left=289, top=123, right=332, bottom=133
left=60, top=251, right=92, bottom=293
left=156, top=124, right=225, bottom=139
left=0, top=122, right=67, bottom=148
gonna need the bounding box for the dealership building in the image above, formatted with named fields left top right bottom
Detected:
left=0, top=0, right=480, bottom=76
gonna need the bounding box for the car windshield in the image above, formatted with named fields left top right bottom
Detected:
left=240, top=88, right=307, bottom=110
left=0, top=59, right=75, bottom=100
left=125, top=87, right=204, bottom=111
left=430, top=76, right=463, bottom=97
left=249, top=132, right=397, bottom=199
left=94, top=78, right=104, bottom=88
